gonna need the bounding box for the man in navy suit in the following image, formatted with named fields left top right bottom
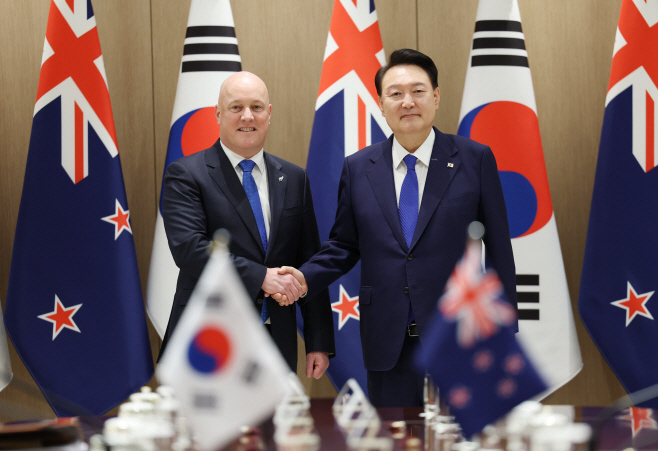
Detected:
left=159, top=72, right=335, bottom=377
left=276, top=49, right=516, bottom=406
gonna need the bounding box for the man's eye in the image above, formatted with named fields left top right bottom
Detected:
left=390, top=92, right=401, bottom=97
left=253, top=106, right=262, bottom=111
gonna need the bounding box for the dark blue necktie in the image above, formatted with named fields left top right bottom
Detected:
left=399, top=154, right=418, bottom=324
left=239, top=159, right=269, bottom=323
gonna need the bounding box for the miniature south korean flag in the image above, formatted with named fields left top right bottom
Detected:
left=158, top=234, right=291, bottom=451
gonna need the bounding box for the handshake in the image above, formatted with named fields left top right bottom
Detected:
left=262, top=266, right=308, bottom=306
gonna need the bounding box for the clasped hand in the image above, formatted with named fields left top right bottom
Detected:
left=262, top=266, right=307, bottom=306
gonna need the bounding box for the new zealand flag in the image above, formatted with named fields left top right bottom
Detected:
left=417, top=240, right=546, bottom=437
left=5, top=0, right=153, bottom=416
left=579, top=0, right=658, bottom=406
left=300, top=0, right=390, bottom=393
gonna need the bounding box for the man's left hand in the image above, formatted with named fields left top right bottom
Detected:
left=306, top=352, right=329, bottom=379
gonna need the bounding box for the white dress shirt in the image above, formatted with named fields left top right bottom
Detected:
left=392, top=130, right=435, bottom=210
left=221, top=143, right=271, bottom=238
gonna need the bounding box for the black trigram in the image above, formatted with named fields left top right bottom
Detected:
left=206, top=293, right=224, bottom=308
left=193, top=392, right=218, bottom=410
left=471, top=20, right=528, bottom=68
left=182, top=26, right=242, bottom=73
left=242, top=360, right=260, bottom=384
left=516, top=274, right=539, bottom=320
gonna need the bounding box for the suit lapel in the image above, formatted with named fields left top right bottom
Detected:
left=366, top=137, right=409, bottom=252
left=206, top=140, right=264, bottom=255
left=410, top=128, right=459, bottom=250
left=265, top=153, right=285, bottom=261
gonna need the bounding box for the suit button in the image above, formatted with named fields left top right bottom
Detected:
left=257, top=297, right=263, bottom=305
left=407, top=254, right=413, bottom=261
left=404, top=287, right=409, bottom=294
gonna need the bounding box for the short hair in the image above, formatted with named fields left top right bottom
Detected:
left=375, top=49, right=439, bottom=97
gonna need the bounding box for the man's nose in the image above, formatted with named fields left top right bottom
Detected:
left=242, top=107, right=254, bottom=120
left=402, top=93, right=414, bottom=108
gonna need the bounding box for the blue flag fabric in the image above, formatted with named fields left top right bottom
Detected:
left=299, top=0, right=390, bottom=393
left=417, top=241, right=546, bottom=437
left=5, top=0, right=153, bottom=417
left=579, top=0, right=658, bottom=406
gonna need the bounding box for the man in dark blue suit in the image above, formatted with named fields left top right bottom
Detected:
left=275, top=49, right=516, bottom=407
left=159, top=72, right=335, bottom=377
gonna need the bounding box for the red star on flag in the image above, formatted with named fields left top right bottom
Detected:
left=448, top=386, right=471, bottom=409
left=619, top=408, right=658, bottom=436
left=497, top=378, right=517, bottom=398
left=472, top=350, right=494, bottom=372
left=611, top=281, right=654, bottom=326
left=101, top=199, right=132, bottom=240
left=38, top=295, right=82, bottom=340
left=331, top=285, right=360, bottom=330
left=504, top=354, right=525, bottom=375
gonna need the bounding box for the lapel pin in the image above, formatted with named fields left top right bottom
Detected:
left=447, top=162, right=454, bottom=168
left=279, top=176, right=284, bottom=182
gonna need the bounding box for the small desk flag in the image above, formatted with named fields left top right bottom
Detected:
left=417, top=239, right=547, bottom=437
left=158, top=240, right=291, bottom=451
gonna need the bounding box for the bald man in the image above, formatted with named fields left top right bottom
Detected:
left=159, top=72, right=334, bottom=377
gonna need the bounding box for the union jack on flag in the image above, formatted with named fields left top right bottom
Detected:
left=301, top=0, right=391, bottom=394
left=34, top=0, right=118, bottom=184
left=440, top=241, right=517, bottom=349
left=5, top=0, right=153, bottom=417
left=605, top=0, right=658, bottom=172
left=619, top=408, right=658, bottom=437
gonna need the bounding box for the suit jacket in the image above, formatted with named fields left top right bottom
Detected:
left=159, top=139, right=335, bottom=370
left=300, top=128, right=516, bottom=372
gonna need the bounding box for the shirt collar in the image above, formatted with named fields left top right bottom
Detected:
left=221, top=142, right=266, bottom=173
left=392, top=129, right=435, bottom=169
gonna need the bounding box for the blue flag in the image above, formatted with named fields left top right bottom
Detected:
left=579, top=0, right=658, bottom=406
left=5, top=0, right=153, bottom=417
left=299, top=0, right=391, bottom=393
left=417, top=241, right=546, bottom=437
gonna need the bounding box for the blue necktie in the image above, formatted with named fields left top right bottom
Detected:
left=399, top=154, right=418, bottom=324
left=399, top=154, right=418, bottom=249
left=239, top=159, right=269, bottom=323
